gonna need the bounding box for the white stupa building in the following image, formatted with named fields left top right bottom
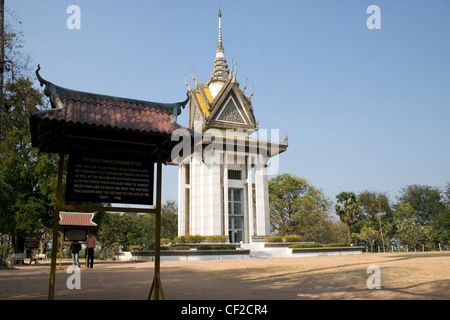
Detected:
left=177, top=10, right=288, bottom=243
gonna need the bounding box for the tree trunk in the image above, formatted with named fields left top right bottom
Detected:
left=0, top=0, right=4, bottom=137
left=14, top=236, right=25, bottom=253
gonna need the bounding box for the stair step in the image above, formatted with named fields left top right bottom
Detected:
left=241, top=242, right=293, bottom=259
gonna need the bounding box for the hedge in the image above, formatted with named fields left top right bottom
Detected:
left=288, top=243, right=323, bottom=248
left=282, top=235, right=303, bottom=242
left=206, top=235, right=229, bottom=243
left=288, top=242, right=351, bottom=249
left=161, top=238, right=172, bottom=245
left=168, top=246, right=190, bottom=251
left=265, top=235, right=283, bottom=242
left=173, top=234, right=206, bottom=244
left=323, top=243, right=350, bottom=247
left=197, top=245, right=237, bottom=250
left=173, top=234, right=229, bottom=244
left=265, top=235, right=303, bottom=243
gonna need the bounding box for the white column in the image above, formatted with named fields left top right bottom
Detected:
left=247, top=156, right=254, bottom=242
left=223, top=155, right=229, bottom=239
left=209, top=160, right=222, bottom=235
left=242, top=170, right=248, bottom=243
left=200, top=161, right=207, bottom=235
left=177, top=165, right=184, bottom=236
left=191, top=157, right=204, bottom=235
left=254, top=154, right=270, bottom=236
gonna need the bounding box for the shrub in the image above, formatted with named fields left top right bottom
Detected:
left=169, top=246, right=190, bottom=251
left=289, top=242, right=351, bottom=249
left=197, top=245, right=236, bottom=250
left=265, top=235, right=283, bottom=242
left=161, top=238, right=172, bottom=246
left=288, top=243, right=323, bottom=248
left=127, top=245, right=142, bottom=251
left=185, top=234, right=206, bottom=243
left=283, top=235, right=303, bottom=242
left=175, top=234, right=206, bottom=244
left=206, top=235, right=229, bottom=243
left=173, top=236, right=185, bottom=244
left=322, top=243, right=350, bottom=247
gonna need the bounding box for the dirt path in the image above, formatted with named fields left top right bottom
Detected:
left=1, top=252, right=449, bottom=300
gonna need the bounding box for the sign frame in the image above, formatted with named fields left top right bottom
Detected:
left=65, top=153, right=154, bottom=205
left=63, top=228, right=88, bottom=242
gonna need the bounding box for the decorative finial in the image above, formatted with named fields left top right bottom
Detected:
left=191, top=68, right=203, bottom=87
left=184, top=74, right=193, bottom=91
left=34, top=64, right=64, bottom=109
left=217, top=9, right=223, bottom=52
left=246, top=85, right=255, bottom=101
left=35, top=64, right=45, bottom=87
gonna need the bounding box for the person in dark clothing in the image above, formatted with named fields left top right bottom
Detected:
left=70, top=241, right=82, bottom=268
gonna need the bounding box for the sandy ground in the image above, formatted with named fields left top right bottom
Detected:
left=0, top=252, right=449, bottom=300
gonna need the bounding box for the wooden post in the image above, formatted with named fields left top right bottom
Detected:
left=58, top=233, right=63, bottom=269
left=148, top=152, right=165, bottom=300
left=85, top=228, right=89, bottom=268
left=48, top=146, right=65, bottom=300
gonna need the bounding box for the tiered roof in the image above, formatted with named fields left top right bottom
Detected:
left=187, top=10, right=258, bottom=133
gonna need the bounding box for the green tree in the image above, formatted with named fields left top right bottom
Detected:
left=396, top=184, right=449, bottom=246
left=96, top=212, right=144, bottom=259
left=94, top=200, right=179, bottom=257
left=352, top=226, right=378, bottom=252
left=335, top=192, right=360, bottom=243
left=441, top=182, right=450, bottom=238
left=357, top=191, right=393, bottom=251
left=443, top=182, right=450, bottom=208
left=268, top=174, right=331, bottom=239
left=395, top=216, right=424, bottom=251
left=161, top=200, right=178, bottom=240
left=0, top=22, right=57, bottom=267
left=398, top=185, right=446, bottom=227
left=0, top=78, right=57, bottom=254
left=422, top=225, right=441, bottom=250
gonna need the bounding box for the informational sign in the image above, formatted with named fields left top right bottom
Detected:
left=64, top=228, right=87, bottom=242
left=25, top=234, right=40, bottom=248
left=66, top=154, right=154, bottom=205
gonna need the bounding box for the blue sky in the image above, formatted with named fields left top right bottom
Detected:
left=10, top=0, right=450, bottom=205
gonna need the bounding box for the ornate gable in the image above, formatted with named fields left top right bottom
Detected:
left=217, top=96, right=245, bottom=124
left=187, top=75, right=257, bottom=132
left=207, top=82, right=257, bottom=131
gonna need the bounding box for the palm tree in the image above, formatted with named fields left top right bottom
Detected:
left=335, top=192, right=360, bottom=243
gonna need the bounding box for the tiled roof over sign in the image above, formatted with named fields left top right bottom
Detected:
left=31, top=66, right=189, bottom=135
left=29, top=66, right=191, bottom=158
left=59, top=212, right=97, bottom=227
left=34, top=86, right=176, bottom=134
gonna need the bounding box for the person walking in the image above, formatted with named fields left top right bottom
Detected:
left=70, top=241, right=81, bottom=268
left=87, top=232, right=97, bottom=269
